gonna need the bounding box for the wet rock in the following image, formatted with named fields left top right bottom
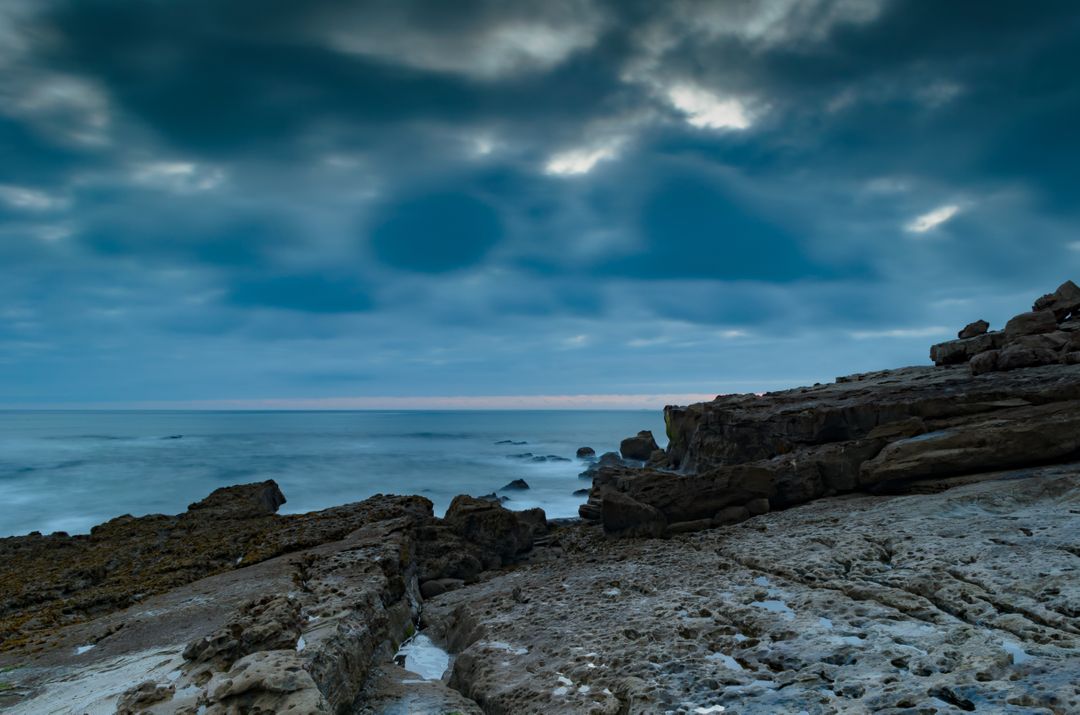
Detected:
left=1004, top=309, right=1057, bottom=338
left=579, top=451, right=626, bottom=479
left=576, top=446, right=595, bottom=459
left=572, top=488, right=590, bottom=496
left=619, top=431, right=660, bottom=461
left=500, top=479, right=530, bottom=491
left=476, top=492, right=510, bottom=504
left=494, top=440, right=527, bottom=445
left=958, top=319, right=989, bottom=339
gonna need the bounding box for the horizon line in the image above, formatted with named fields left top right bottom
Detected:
left=0, top=392, right=740, bottom=411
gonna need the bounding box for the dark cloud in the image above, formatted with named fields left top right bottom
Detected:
left=369, top=192, right=503, bottom=273
left=2, top=0, right=1079, bottom=403
left=228, top=273, right=373, bottom=313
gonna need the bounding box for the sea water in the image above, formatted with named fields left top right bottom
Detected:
left=0, top=410, right=665, bottom=537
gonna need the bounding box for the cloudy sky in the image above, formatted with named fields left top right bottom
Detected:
left=2, top=0, right=1079, bottom=408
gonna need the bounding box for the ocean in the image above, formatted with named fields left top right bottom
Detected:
left=0, top=410, right=666, bottom=538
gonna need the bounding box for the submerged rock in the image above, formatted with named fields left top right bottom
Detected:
left=500, top=479, right=530, bottom=491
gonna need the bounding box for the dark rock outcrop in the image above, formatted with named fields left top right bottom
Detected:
left=929, top=281, right=1080, bottom=373
left=580, top=282, right=1080, bottom=538
left=575, top=446, right=595, bottom=459
left=500, top=479, right=530, bottom=491
left=619, top=430, right=659, bottom=460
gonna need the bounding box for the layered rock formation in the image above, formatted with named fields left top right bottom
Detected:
left=579, top=281, right=1080, bottom=537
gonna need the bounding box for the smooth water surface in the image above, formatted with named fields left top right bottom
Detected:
left=0, top=410, right=665, bottom=537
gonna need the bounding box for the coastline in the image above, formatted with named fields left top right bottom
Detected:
left=3, top=284, right=1080, bottom=713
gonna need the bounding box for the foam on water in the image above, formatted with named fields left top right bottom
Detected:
left=395, top=633, right=450, bottom=681
left=0, top=410, right=665, bottom=537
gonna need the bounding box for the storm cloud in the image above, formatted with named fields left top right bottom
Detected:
left=2, top=0, right=1079, bottom=405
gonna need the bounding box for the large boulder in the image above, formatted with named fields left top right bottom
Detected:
left=1004, top=310, right=1057, bottom=339
left=619, top=430, right=660, bottom=460
left=575, top=446, right=596, bottom=459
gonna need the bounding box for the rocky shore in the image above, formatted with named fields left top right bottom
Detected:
left=2, top=284, right=1080, bottom=713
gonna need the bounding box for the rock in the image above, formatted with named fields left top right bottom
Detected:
left=116, top=681, right=176, bottom=714
left=929, top=331, right=1004, bottom=365
left=645, top=449, right=669, bottom=468
left=969, top=349, right=1000, bottom=375
left=958, top=319, right=989, bottom=339
left=477, top=492, right=510, bottom=504
left=745, top=497, right=770, bottom=515
left=1032, top=279, right=1080, bottom=319
left=712, top=505, right=750, bottom=525
left=579, top=451, right=626, bottom=479
left=572, top=488, right=589, bottom=496
left=203, top=650, right=330, bottom=714
left=997, top=345, right=1059, bottom=371
left=665, top=518, right=713, bottom=535
left=590, top=464, right=774, bottom=531
left=619, top=431, right=660, bottom=461
left=600, top=491, right=666, bottom=538
left=575, top=446, right=596, bottom=459
left=494, top=440, right=527, bottom=445
left=1065, top=351, right=1080, bottom=365
left=187, top=479, right=287, bottom=517
left=1011, top=330, right=1069, bottom=351
left=500, top=479, right=530, bottom=491
left=422, top=466, right=1080, bottom=715
left=444, top=496, right=536, bottom=566
left=1004, top=309, right=1057, bottom=338
left=860, top=401, right=1080, bottom=485
left=183, top=594, right=303, bottom=667
left=421, top=578, right=465, bottom=599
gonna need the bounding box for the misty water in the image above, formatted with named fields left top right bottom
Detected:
left=0, top=409, right=665, bottom=537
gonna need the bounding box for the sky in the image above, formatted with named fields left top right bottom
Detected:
left=2, top=0, right=1080, bottom=409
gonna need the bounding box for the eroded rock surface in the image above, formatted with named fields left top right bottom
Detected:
left=0, top=488, right=542, bottom=714
left=425, top=466, right=1080, bottom=714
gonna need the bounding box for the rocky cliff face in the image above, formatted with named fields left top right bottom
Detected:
left=582, top=281, right=1080, bottom=537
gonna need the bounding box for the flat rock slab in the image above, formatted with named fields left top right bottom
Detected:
left=422, top=465, right=1080, bottom=714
